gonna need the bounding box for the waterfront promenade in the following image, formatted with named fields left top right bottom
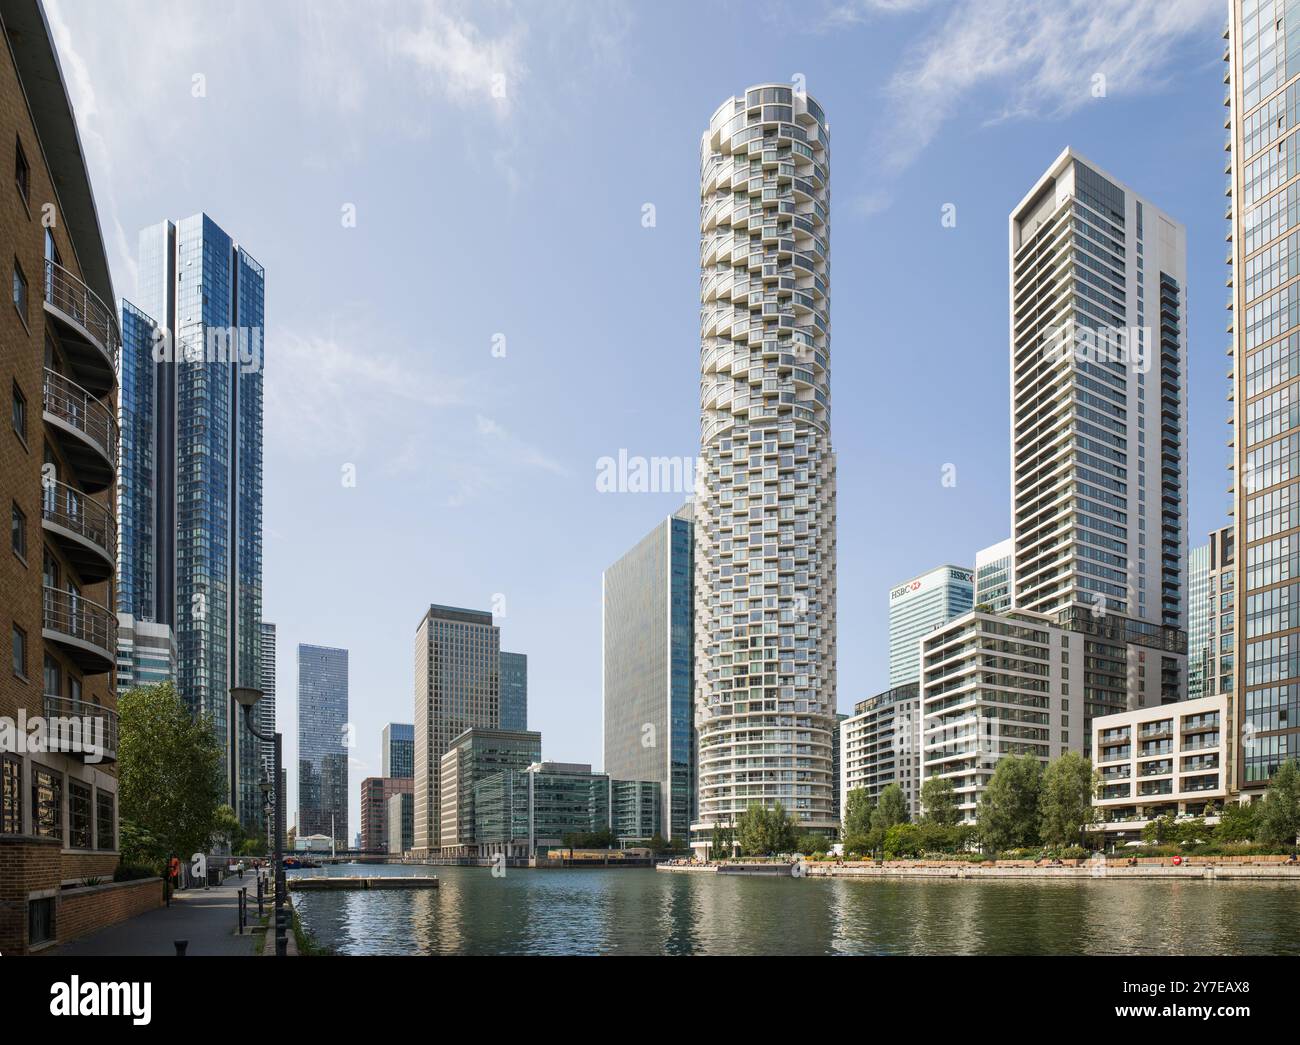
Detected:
left=53, top=876, right=267, bottom=956
left=658, top=857, right=1300, bottom=881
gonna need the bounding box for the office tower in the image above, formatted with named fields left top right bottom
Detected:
left=974, top=538, right=1015, bottom=613
left=602, top=504, right=695, bottom=844
left=1012, top=149, right=1187, bottom=630
left=119, top=211, right=265, bottom=830
left=297, top=644, right=349, bottom=847
left=499, top=651, right=528, bottom=731
left=1092, top=694, right=1230, bottom=843
left=1190, top=530, right=1227, bottom=701
left=360, top=775, right=413, bottom=852
left=439, top=727, right=541, bottom=855
left=1226, top=5, right=1300, bottom=792
left=887, top=565, right=974, bottom=686
left=115, top=614, right=177, bottom=694
left=0, top=0, right=130, bottom=954
left=473, top=762, right=611, bottom=858
left=413, top=605, right=501, bottom=854
left=693, top=83, right=837, bottom=853
left=840, top=684, right=922, bottom=820
left=1010, top=149, right=1187, bottom=716
left=382, top=722, right=415, bottom=778
left=610, top=779, right=662, bottom=843
left=387, top=791, right=414, bottom=854
left=258, top=621, right=276, bottom=778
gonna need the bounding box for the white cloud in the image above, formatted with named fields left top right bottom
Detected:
left=879, top=0, right=1223, bottom=176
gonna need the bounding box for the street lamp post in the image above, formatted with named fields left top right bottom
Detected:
left=231, top=686, right=287, bottom=957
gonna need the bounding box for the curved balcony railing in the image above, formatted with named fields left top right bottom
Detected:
left=41, top=479, right=116, bottom=582
left=42, top=368, right=118, bottom=491
left=41, top=585, right=116, bottom=673
left=42, top=694, right=118, bottom=763
left=44, top=258, right=120, bottom=368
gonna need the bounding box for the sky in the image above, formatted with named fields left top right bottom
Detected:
left=46, top=0, right=1231, bottom=837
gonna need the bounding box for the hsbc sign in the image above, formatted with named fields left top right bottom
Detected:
left=890, top=567, right=974, bottom=603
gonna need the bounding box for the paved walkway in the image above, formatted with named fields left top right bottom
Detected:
left=54, top=875, right=264, bottom=956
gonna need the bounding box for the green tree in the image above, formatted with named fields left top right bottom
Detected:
left=977, top=755, right=1042, bottom=851
left=883, top=822, right=923, bottom=858
left=795, top=833, right=826, bottom=855
left=710, top=822, right=733, bottom=860
left=1038, top=752, right=1096, bottom=847
left=737, top=801, right=797, bottom=856
left=868, top=783, right=910, bottom=849
left=1256, top=759, right=1300, bottom=847
left=842, top=787, right=873, bottom=854
left=1215, top=800, right=1258, bottom=842
left=920, top=776, right=959, bottom=826
left=1141, top=812, right=1179, bottom=845
left=117, top=683, right=225, bottom=871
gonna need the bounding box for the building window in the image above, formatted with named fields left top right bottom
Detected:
left=1, top=757, right=19, bottom=833
left=12, top=259, right=27, bottom=322
left=68, top=779, right=91, bottom=849
left=31, top=765, right=61, bottom=839
left=29, top=897, right=54, bottom=946
left=12, top=623, right=27, bottom=678
left=15, top=136, right=28, bottom=204
left=11, top=501, right=26, bottom=560
left=96, top=789, right=115, bottom=850
left=11, top=381, right=25, bottom=443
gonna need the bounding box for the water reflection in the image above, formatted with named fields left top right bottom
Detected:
left=287, top=864, right=1300, bottom=956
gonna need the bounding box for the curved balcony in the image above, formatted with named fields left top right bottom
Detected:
left=43, top=259, right=120, bottom=397
left=41, top=480, right=116, bottom=583
left=42, top=694, right=118, bottom=764
left=42, top=368, right=117, bottom=493
left=41, top=586, right=116, bottom=674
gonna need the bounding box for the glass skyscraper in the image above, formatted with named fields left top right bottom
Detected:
left=382, top=722, right=414, bottom=779
left=118, top=213, right=265, bottom=830
left=1227, top=2, right=1300, bottom=790
left=1188, top=541, right=1211, bottom=700
left=602, top=504, right=695, bottom=843
left=887, top=565, right=974, bottom=687
left=499, top=651, right=528, bottom=732
left=297, top=644, right=349, bottom=846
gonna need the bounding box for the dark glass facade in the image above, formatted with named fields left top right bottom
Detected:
left=602, top=506, right=695, bottom=844
left=499, top=651, right=528, bottom=732
left=382, top=722, right=414, bottom=778
left=297, top=644, right=349, bottom=845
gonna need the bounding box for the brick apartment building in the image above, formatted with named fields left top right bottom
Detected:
left=0, top=0, right=160, bottom=952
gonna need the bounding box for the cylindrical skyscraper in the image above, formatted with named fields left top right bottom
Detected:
left=692, top=84, right=837, bottom=852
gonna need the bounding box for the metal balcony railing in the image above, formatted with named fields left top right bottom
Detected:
left=41, top=478, right=116, bottom=570
left=42, top=585, right=116, bottom=660
left=42, top=368, right=118, bottom=468
left=43, top=693, right=118, bottom=763
left=43, top=258, right=121, bottom=369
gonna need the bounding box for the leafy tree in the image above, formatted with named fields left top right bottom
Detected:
left=737, top=801, right=797, bottom=856
left=842, top=787, right=873, bottom=854
left=1256, top=759, right=1300, bottom=847
left=977, top=755, right=1043, bottom=851
left=795, top=833, right=826, bottom=855
left=117, top=682, right=224, bottom=871
left=867, top=783, right=910, bottom=851
left=561, top=828, right=613, bottom=849
left=920, top=776, right=960, bottom=826
left=710, top=822, right=733, bottom=860
left=1140, top=812, right=1179, bottom=845
left=1038, top=752, right=1095, bottom=846
left=884, top=823, right=923, bottom=859
left=1215, top=800, right=1258, bottom=842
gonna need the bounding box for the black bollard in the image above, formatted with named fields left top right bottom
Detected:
left=174, top=940, right=188, bottom=956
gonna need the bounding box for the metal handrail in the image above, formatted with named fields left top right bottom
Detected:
left=44, top=258, right=121, bottom=367
left=41, top=479, right=116, bottom=558
left=42, top=368, right=118, bottom=467
left=43, top=693, right=118, bottom=757
left=41, top=585, right=115, bottom=654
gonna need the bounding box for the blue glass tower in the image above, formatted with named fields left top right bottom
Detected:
left=297, top=644, right=350, bottom=847
left=602, top=504, right=695, bottom=844
left=499, top=652, right=528, bottom=732
left=119, top=214, right=265, bottom=830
